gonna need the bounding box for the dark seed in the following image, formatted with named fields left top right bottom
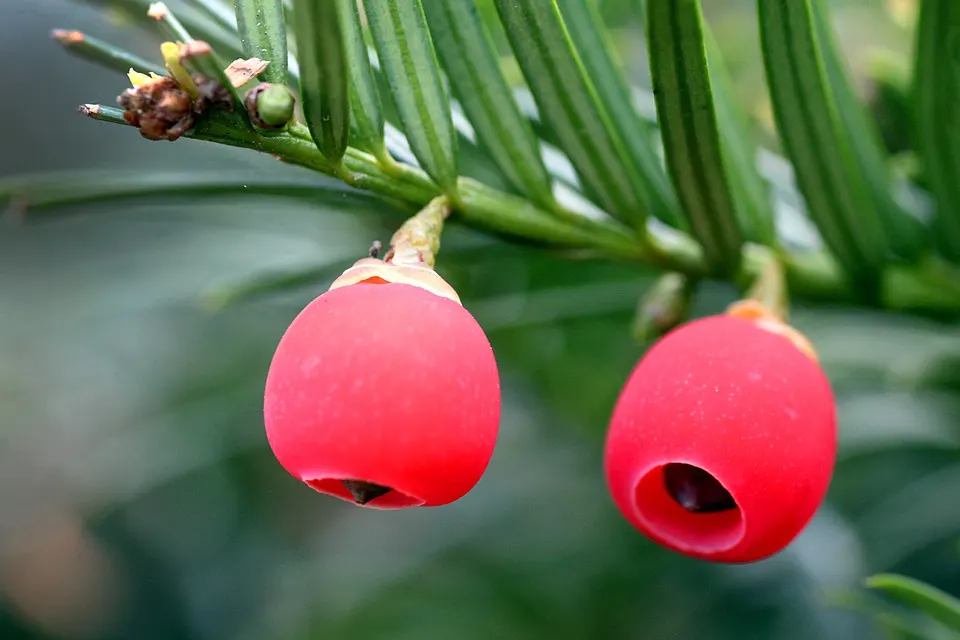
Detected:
left=663, top=463, right=737, bottom=513
left=341, top=479, right=392, bottom=505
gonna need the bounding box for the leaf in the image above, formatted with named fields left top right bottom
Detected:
left=150, top=3, right=247, bottom=114
left=912, top=0, right=960, bottom=262
left=206, top=240, right=501, bottom=308
left=857, top=463, right=960, bottom=568
left=79, top=98, right=960, bottom=316
left=493, top=0, right=652, bottom=233
left=888, top=348, right=960, bottom=393
left=186, top=0, right=238, bottom=32
left=292, top=0, right=350, bottom=166
left=0, top=170, right=381, bottom=218
left=866, top=574, right=960, bottom=633
left=421, top=0, right=556, bottom=211
left=364, top=0, right=459, bottom=194
left=234, top=0, right=288, bottom=85
left=758, top=0, right=889, bottom=292
left=52, top=29, right=167, bottom=76
left=75, top=104, right=657, bottom=259
left=554, top=0, right=681, bottom=228
left=703, top=26, right=776, bottom=247
left=471, top=281, right=641, bottom=333
left=646, top=0, right=745, bottom=275
left=203, top=260, right=354, bottom=309
left=76, top=0, right=244, bottom=59
left=456, top=178, right=645, bottom=261
left=339, top=0, right=388, bottom=160
left=810, top=0, right=928, bottom=261
left=828, top=589, right=951, bottom=640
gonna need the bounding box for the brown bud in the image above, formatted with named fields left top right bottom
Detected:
left=117, top=76, right=195, bottom=141
left=117, top=72, right=231, bottom=142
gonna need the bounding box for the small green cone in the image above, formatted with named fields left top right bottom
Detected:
left=245, top=83, right=295, bottom=129
left=633, top=273, right=694, bottom=343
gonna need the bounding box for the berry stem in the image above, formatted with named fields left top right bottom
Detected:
left=744, top=251, right=789, bottom=322
left=384, top=196, right=451, bottom=268
left=726, top=249, right=823, bottom=360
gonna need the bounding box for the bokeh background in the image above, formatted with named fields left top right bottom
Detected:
left=2, top=0, right=959, bottom=638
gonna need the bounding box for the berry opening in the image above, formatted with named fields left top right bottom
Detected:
left=633, top=463, right=745, bottom=554
left=341, top=479, right=392, bottom=505
left=664, top=463, right=737, bottom=513
left=305, top=478, right=425, bottom=509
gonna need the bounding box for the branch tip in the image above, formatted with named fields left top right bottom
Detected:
left=52, top=29, right=83, bottom=45
left=147, top=2, right=168, bottom=20
left=78, top=103, right=101, bottom=117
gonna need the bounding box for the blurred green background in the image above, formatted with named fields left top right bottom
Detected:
left=2, top=0, right=959, bottom=638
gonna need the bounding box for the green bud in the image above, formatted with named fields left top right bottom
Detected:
left=245, top=83, right=295, bottom=129
left=633, top=273, right=694, bottom=343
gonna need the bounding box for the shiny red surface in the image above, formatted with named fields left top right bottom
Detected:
left=605, top=315, right=836, bottom=563
left=264, top=282, right=501, bottom=509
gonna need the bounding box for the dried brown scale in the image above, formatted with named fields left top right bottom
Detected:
left=117, top=74, right=230, bottom=142
left=118, top=76, right=193, bottom=141
left=195, top=76, right=232, bottom=112
left=225, top=57, right=270, bottom=88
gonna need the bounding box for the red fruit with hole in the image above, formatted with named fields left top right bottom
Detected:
left=604, top=314, right=836, bottom=563
left=264, top=280, right=501, bottom=509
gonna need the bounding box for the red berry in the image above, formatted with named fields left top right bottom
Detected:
left=604, top=314, right=836, bottom=563
left=264, top=280, right=501, bottom=509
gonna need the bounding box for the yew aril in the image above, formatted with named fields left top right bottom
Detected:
left=604, top=314, right=836, bottom=563
left=264, top=268, right=501, bottom=509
